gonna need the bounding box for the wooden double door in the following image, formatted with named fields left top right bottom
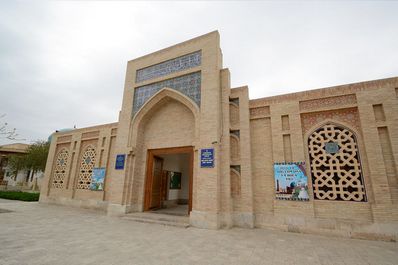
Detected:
left=144, top=146, right=193, bottom=214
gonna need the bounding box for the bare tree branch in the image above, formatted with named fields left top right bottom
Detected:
left=0, top=113, right=26, bottom=141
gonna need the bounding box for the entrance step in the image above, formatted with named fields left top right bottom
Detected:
left=122, top=212, right=190, bottom=228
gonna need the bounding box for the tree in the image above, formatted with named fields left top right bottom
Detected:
left=24, top=140, right=50, bottom=173
left=7, top=140, right=50, bottom=176
left=6, top=155, right=25, bottom=180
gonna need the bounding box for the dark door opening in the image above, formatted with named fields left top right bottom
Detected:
left=144, top=146, right=193, bottom=215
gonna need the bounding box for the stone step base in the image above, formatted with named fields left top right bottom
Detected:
left=122, top=212, right=190, bottom=228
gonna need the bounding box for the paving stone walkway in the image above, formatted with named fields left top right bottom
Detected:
left=0, top=199, right=397, bottom=265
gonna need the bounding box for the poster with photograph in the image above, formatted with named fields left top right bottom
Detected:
left=274, top=162, right=309, bottom=201
left=169, top=171, right=182, bottom=189
left=90, top=167, right=106, bottom=191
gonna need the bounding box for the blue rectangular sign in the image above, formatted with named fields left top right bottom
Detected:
left=200, top=148, right=214, bottom=168
left=115, top=154, right=126, bottom=170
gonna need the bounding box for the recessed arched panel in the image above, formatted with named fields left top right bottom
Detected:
left=230, top=169, right=241, bottom=198
left=131, top=88, right=200, bottom=148
left=229, top=103, right=239, bottom=128
left=230, top=135, right=240, bottom=162
left=142, top=99, right=195, bottom=148
left=77, top=145, right=96, bottom=190
left=308, top=123, right=366, bottom=202
left=52, top=148, right=69, bottom=189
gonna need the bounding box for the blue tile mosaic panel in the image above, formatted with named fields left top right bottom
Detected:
left=136, top=51, right=201, bottom=83
left=133, top=72, right=201, bottom=116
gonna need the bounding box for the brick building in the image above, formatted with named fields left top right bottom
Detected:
left=40, top=31, right=398, bottom=240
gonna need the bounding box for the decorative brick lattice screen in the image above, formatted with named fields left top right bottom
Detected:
left=308, top=124, right=366, bottom=202
left=52, top=149, right=69, bottom=188
left=133, top=72, right=201, bottom=115
left=77, top=145, right=96, bottom=190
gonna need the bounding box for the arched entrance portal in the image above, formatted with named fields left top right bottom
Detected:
left=144, top=146, right=193, bottom=215
left=129, top=88, right=199, bottom=216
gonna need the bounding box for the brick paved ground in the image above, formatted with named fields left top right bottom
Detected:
left=0, top=199, right=397, bottom=265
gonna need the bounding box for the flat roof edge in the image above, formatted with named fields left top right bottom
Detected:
left=127, top=31, right=219, bottom=63
left=249, top=76, right=398, bottom=106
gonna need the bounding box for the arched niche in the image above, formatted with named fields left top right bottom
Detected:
left=230, top=134, right=240, bottom=163
left=52, top=148, right=69, bottom=189
left=230, top=168, right=241, bottom=198
left=229, top=102, right=239, bottom=128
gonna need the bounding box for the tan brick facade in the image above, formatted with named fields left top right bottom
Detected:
left=40, top=31, right=398, bottom=240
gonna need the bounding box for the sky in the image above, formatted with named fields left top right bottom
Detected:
left=0, top=1, right=397, bottom=145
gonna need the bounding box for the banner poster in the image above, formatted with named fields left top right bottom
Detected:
left=274, top=162, right=309, bottom=201
left=90, top=167, right=106, bottom=191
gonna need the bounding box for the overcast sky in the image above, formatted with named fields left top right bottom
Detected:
left=1, top=1, right=397, bottom=145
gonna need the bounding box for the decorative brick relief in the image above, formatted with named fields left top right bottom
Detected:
left=52, top=148, right=69, bottom=189
left=136, top=51, right=201, bottom=83
left=308, top=123, right=366, bottom=202
left=82, top=131, right=100, bottom=139
left=299, top=94, right=357, bottom=111
left=77, top=145, right=96, bottom=190
left=57, top=135, right=72, bottom=143
left=229, top=103, right=240, bottom=128
left=249, top=106, right=270, bottom=118
left=301, top=108, right=361, bottom=135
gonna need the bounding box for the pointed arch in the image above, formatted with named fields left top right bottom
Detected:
left=130, top=88, right=200, bottom=147
left=52, top=148, right=69, bottom=189
left=126, top=88, right=199, bottom=209
left=76, top=144, right=96, bottom=190
left=306, top=120, right=366, bottom=202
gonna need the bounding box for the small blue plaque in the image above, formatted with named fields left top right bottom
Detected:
left=200, top=148, right=214, bottom=168
left=115, top=154, right=126, bottom=170
left=325, top=142, right=339, bottom=154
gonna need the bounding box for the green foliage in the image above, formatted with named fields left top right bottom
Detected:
left=24, top=140, right=50, bottom=172
left=6, top=155, right=25, bottom=178
left=0, top=191, right=40, bottom=201
left=292, top=187, right=300, bottom=199
left=7, top=140, right=50, bottom=174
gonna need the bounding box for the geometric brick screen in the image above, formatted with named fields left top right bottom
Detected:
left=308, top=123, right=366, bottom=202
left=77, top=145, right=96, bottom=190
left=133, top=72, right=201, bottom=116
left=52, top=148, right=69, bottom=189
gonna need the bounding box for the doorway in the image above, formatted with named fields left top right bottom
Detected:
left=144, top=146, right=193, bottom=215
